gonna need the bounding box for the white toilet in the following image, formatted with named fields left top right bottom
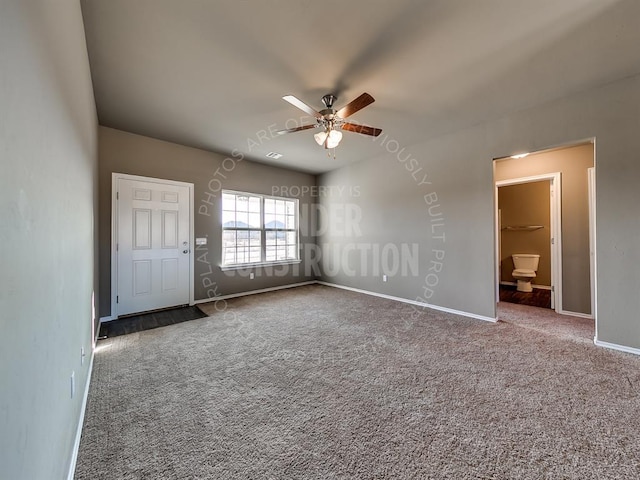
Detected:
left=511, top=254, right=540, bottom=292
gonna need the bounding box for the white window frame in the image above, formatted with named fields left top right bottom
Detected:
left=220, top=189, right=301, bottom=270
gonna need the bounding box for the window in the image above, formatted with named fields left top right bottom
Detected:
left=222, top=190, right=299, bottom=267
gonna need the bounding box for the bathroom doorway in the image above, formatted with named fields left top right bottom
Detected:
left=496, top=174, right=560, bottom=311
left=494, top=142, right=595, bottom=319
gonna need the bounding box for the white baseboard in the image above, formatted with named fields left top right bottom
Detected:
left=194, top=281, right=317, bottom=305
left=594, top=339, right=640, bottom=356
left=317, top=281, right=497, bottom=323
left=66, top=348, right=94, bottom=480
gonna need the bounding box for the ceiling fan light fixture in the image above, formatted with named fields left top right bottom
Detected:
left=326, top=129, right=342, bottom=149
left=314, top=130, right=328, bottom=146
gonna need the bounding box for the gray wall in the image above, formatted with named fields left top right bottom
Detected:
left=318, top=125, right=496, bottom=319
left=317, top=152, right=446, bottom=308
left=98, top=127, right=318, bottom=318
left=319, top=73, right=640, bottom=349
left=0, top=1, right=98, bottom=479
left=496, top=143, right=594, bottom=314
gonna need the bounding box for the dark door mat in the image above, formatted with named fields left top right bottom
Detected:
left=99, top=305, right=208, bottom=338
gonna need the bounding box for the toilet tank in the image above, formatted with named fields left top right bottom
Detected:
left=512, top=254, right=540, bottom=270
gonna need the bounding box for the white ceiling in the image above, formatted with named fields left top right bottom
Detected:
left=81, top=0, right=640, bottom=174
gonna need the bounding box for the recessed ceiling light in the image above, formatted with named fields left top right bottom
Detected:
left=510, top=153, right=530, bottom=159
left=265, top=152, right=283, bottom=159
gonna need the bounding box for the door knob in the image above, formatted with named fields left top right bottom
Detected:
left=183, top=249, right=189, bottom=254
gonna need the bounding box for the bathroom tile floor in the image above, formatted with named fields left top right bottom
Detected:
left=499, top=284, right=551, bottom=309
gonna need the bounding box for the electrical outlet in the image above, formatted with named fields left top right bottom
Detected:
left=250, top=273, right=255, bottom=279
left=383, top=275, right=388, bottom=282
left=70, top=371, right=75, bottom=399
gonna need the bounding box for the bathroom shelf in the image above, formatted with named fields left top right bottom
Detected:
left=502, top=225, right=544, bottom=231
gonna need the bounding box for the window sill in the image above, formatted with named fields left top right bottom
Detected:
left=220, top=259, right=302, bottom=271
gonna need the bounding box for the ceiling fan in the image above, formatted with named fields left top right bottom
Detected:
left=276, top=92, right=382, bottom=149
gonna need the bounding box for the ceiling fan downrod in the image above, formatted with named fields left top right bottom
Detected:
left=321, top=94, right=337, bottom=109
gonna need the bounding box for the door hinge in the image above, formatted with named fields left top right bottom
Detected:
left=116, top=243, right=119, bottom=251
left=551, top=286, right=554, bottom=292
left=116, top=191, right=119, bottom=200
left=116, top=295, right=119, bottom=303
left=551, top=237, right=555, bottom=245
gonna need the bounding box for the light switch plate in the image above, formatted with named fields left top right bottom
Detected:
left=195, top=237, right=207, bottom=246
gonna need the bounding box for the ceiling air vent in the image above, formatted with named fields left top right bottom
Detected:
left=265, top=152, right=283, bottom=159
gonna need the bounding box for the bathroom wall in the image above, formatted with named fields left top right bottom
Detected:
left=494, top=143, right=593, bottom=315
left=499, top=181, right=551, bottom=286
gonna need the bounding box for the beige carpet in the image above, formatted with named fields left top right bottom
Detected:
left=76, top=285, right=640, bottom=479
left=497, top=301, right=595, bottom=344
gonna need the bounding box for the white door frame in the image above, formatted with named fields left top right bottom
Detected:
left=588, top=166, right=597, bottom=330
left=111, top=173, right=195, bottom=318
left=495, top=172, right=562, bottom=313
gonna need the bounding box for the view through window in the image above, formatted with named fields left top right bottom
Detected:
left=222, top=191, right=298, bottom=266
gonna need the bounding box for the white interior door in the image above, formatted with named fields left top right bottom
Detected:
left=116, top=176, right=192, bottom=316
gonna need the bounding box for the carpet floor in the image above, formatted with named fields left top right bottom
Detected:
left=76, top=285, right=640, bottom=479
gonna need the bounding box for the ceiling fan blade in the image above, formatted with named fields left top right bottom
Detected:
left=341, top=122, right=382, bottom=137
left=275, top=124, right=316, bottom=135
left=282, top=95, right=323, bottom=119
left=336, top=93, right=375, bottom=118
